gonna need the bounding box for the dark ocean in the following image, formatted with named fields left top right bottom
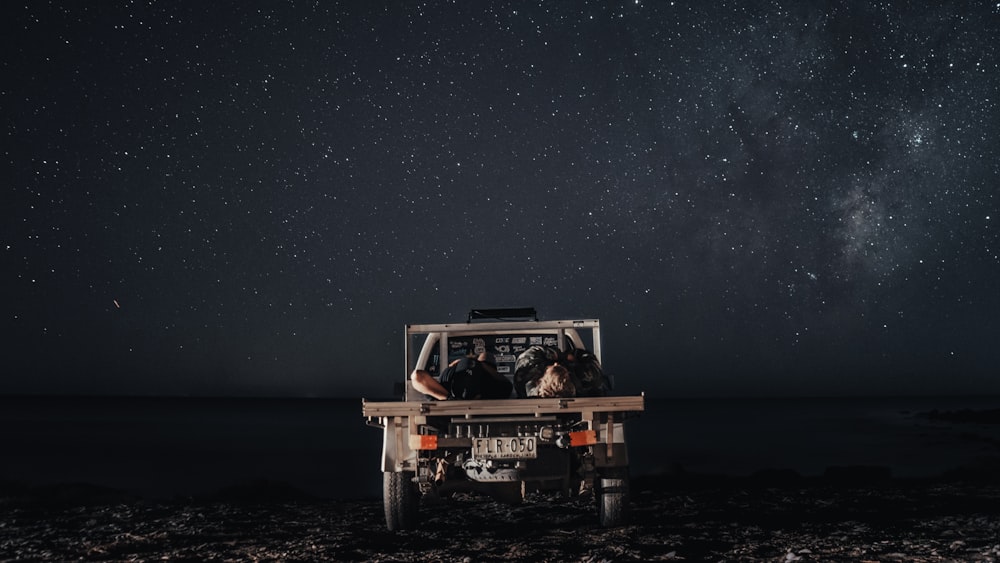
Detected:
left=2, top=395, right=999, bottom=500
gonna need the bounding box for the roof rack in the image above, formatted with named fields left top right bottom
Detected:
left=467, top=307, right=538, bottom=323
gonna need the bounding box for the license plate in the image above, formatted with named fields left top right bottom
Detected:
left=473, top=436, right=537, bottom=459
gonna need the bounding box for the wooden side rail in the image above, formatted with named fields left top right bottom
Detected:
left=363, top=394, right=644, bottom=418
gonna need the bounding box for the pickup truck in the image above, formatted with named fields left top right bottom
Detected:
left=362, top=308, right=645, bottom=531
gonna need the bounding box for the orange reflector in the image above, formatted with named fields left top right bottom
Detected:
left=569, top=430, right=597, bottom=447
left=409, top=434, right=438, bottom=450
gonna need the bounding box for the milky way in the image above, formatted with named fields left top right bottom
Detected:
left=3, top=2, right=998, bottom=397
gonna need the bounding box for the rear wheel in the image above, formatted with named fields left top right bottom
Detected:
left=596, top=467, right=630, bottom=527
left=383, top=471, right=419, bottom=531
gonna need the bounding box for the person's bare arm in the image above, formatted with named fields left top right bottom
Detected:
left=410, top=369, right=449, bottom=400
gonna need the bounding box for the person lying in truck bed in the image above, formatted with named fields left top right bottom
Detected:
left=410, top=352, right=513, bottom=400
left=513, top=345, right=611, bottom=398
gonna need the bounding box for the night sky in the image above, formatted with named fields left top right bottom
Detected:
left=3, top=2, right=998, bottom=398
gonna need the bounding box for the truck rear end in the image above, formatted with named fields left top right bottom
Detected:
left=362, top=309, right=644, bottom=530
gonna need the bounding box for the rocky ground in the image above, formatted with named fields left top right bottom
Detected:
left=2, top=474, right=1000, bottom=562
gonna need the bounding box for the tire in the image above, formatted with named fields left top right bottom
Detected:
left=383, top=471, right=419, bottom=531
left=596, top=467, right=630, bottom=527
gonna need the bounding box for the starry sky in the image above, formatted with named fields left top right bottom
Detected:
left=3, top=1, right=999, bottom=398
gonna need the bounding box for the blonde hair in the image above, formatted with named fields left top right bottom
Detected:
left=534, top=365, right=576, bottom=398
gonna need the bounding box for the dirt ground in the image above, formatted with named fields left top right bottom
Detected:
left=2, top=476, right=1000, bottom=562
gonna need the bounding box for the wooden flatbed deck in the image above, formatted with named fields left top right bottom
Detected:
left=363, top=394, right=645, bottom=418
